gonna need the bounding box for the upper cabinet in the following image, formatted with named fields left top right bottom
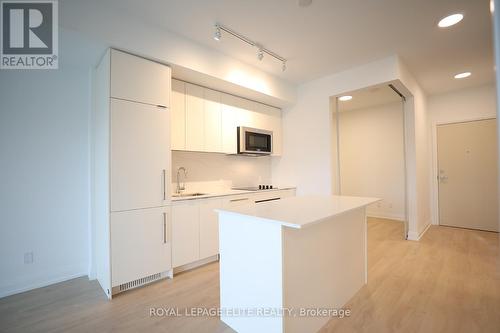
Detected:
left=172, top=80, right=282, bottom=156
left=185, top=83, right=205, bottom=152
left=256, top=103, right=282, bottom=156
left=110, top=49, right=171, bottom=107
left=171, top=79, right=186, bottom=150
left=204, top=89, right=223, bottom=153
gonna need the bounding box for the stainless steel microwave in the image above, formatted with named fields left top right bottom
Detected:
left=237, top=126, right=273, bottom=156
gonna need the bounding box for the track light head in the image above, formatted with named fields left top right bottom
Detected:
left=257, top=48, right=264, bottom=61
left=214, top=24, right=221, bottom=41
left=212, top=22, right=287, bottom=71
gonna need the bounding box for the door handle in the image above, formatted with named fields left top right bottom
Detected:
left=230, top=198, right=249, bottom=202
left=162, top=169, right=166, bottom=200
left=163, top=212, right=167, bottom=244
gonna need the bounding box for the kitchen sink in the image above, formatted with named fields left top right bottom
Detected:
left=172, top=192, right=207, bottom=198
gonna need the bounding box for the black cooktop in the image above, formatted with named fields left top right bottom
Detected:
left=232, top=185, right=276, bottom=191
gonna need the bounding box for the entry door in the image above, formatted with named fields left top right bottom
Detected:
left=437, top=119, right=498, bottom=232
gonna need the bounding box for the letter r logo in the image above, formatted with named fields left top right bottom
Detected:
left=2, top=2, right=53, bottom=54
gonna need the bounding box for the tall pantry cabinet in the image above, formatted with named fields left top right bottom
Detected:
left=93, top=49, right=172, bottom=298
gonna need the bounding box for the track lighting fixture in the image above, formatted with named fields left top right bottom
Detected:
left=213, top=22, right=287, bottom=71
left=257, top=47, right=264, bottom=61
left=213, top=24, right=221, bottom=41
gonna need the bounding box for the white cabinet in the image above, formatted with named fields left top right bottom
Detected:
left=93, top=48, right=172, bottom=298
left=220, top=93, right=282, bottom=155
left=220, top=94, right=253, bottom=154
left=110, top=49, right=171, bottom=107
left=221, top=94, right=239, bottom=154
left=110, top=99, right=170, bottom=212
left=172, top=201, right=200, bottom=267
left=171, top=190, right=295, bottom=269
left=222, top=194, right=253, bottom=208
left=171, top=81, right=282, bottom=155
left=185, top=83, right=205, bottom=152
left=171, top=79, right=186, bottom=150
left=172, top=198, right=223, bottom=267
left=199, top=198, right=222, bottom=259
left=256, top=103, right=282, bottom=156
left=204, top=89, right=222, bottom=152
left=111, top=206, right=171, bottom=286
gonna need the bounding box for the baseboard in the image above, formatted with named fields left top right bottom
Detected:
left=0, top=271, right=88, bottom=299
left=173, top=255, right=219, bottom=275
left=407, top=222, right=432, bottom=241
left=367, top=213, right=405, bottom=222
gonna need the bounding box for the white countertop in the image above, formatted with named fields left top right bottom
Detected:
left=171, top=186, right=296, bottom=201
left=216, top=195, right=380, bottom=229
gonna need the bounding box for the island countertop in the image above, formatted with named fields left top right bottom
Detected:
left=215, top=195, right=380, bottom=229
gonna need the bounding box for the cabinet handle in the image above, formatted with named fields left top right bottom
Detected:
left=255, top=197, right=281, bottom=204
left=230, top=198, right=249, bottom=202
left=162, top=169, right=166, bottom=200
left=163, top=212, right=167, bottom=244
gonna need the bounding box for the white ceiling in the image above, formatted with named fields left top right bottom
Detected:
left=106, top=0, right=494, bottom=95
left=335, top=84, right=403, bottom=112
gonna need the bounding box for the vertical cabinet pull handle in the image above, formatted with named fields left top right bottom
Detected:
left=162, top=169, right=166, bottom=200
left=163, top=212, right=167, bottom=244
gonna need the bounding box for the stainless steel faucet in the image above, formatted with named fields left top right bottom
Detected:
left=176, top=167, right=187, bottom=194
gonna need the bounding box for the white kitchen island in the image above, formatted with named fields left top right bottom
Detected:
left=216, top=195, right=380, bottom=333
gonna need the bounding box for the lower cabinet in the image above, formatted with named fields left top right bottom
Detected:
left=171, top=190, right=296, bottom=269
left=172, top=198, right=223, bottom=268
left=110, top=206, right=171, bottom=287
left=199, top=199, right=222, bottom=259
left=172, top=200, right=200, bottom=267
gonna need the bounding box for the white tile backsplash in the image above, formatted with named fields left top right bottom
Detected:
left=171, top=151, right=272, bottom=188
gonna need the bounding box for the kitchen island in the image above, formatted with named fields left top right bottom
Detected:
left=216, top=195, right=379, bottom=333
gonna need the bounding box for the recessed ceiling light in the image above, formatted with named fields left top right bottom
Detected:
left=438, top=13, right=464, bottom=28
left=454, top=72, right=471, bottom=79
left=339, top=95, right=353, bottom=101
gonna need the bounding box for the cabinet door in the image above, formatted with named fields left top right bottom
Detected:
left=222, top=195, right=254, bottom=209
left=199, top=198, right=222, bottom=259
left=171, top=79, right=186, bottom=150
left=110, top=49, right=171, bottom=107
left=204, top=88, right=222, bottom=152
left=221, top=94, right=251, bottom=154
left=185, top=83, right=205, bottom=151
left=110, top=99, right=170, bottom=211
left=255, top=103, right=282, bottom=156
left=172, top=201, right=200, bottom=267
left=111, top=206, right=171, bottom=287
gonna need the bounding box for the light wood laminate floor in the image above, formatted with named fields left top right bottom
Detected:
left=0, top=218, right=498, bottom=333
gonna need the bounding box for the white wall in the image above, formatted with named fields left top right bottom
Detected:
left=427, top=83, right=497, bottom=225
left=59, top=0, right=296, bottom=107
left=272, top=56, right=399, bottom=195
left=0, top=67, right=91, bottom=298
left=272, top=55, right=431, bottom=240
left=171, top=151, right=272, bottom=187
left=339, top=102, right=406, bottom=220
left=397, top=61, right=431, bottom=240
left=0, top=3, right=294, bottom=296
